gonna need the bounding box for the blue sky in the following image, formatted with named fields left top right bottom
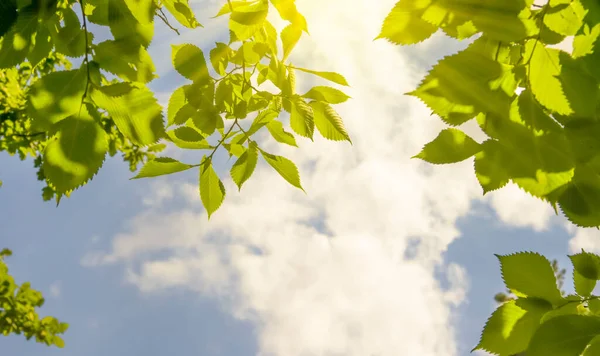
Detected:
left=1, top=1, right=596, bottom=355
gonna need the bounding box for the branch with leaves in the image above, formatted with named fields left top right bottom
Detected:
left=0, top=249, right=68, bottom=347
left=0, top=0, right=352, bottom=216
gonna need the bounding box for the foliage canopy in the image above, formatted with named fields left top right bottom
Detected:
left=376, top=0, right=600, bottom=354
left=3, top=0, right=600, bottom=353
left=0, top=0, right=351, bottom=217
left=0, top=249, right=68, bottom=347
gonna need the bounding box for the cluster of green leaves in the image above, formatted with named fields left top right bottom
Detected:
left=0, top=0, right=351, bottom=215
left=138, top=0, right=351, bottom=216
left=475, top=251, right=600, bottom=356
left=0, top=51, right=163, bottom=201
left=0, top=249, right=68, bottom=347
left=379, top=0, right=600, bottom=227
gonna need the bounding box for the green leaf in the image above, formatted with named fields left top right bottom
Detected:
left=229, top=0, right=268, bottom=41
left=409, top=42, right=517, bottom=125
left=281, top=23, right=302, bottom=61
left=527, top=315, right=600, bottom=356
left=53, top=336, right=65, bottom=348
left=231, top=142, right=258, bottom=190
left=570, top=251, right=600, bottom=280
left=302, top=86, right=350, bottom=104
left=167, top=86, right=187, bottom=126
left=0, top=7, right=37, bottom=68
left=170, top=126, right=204, bottom=142
left=199, top=158, right=226, bottom=218
left=0, top=1, right=18, bottom=38
left=246, top=108, right=280, bottom=137
left=94, top=39, right=156, bottom=83
left=27, top=25, right=53, bottom=67
left=269, top=0, right=307, bottom=31
left=172, top=104, right=197, bottom=126
left=291, top=66, right=349, bottom=86
left=43, top=107, right=108, bottom=194
left=123, top=0, right=155, bottom=25
left=574, top=269, right=596, bottom=297
left=209, top=42, right=231, bottom=76
left=497, top=252, right=564, bottom=306
left=289, top=97, right=314, bottom=139
left=526, top=41, right=598, bottom=117
left=260, top=150, right=303, bottom=191
left=27, top=69, right=87, bottom=128
left=590, top=299, right=600, bottom=315
left=133, top=157, right=194, bottom=178
left=172, top=43, right=210, bottom=84
left=191, top=109, right=220, bottom=136
left=161, top=0, right=201, bottom=28
left=583, top=336, right=600, bottom=355
left=266, top=120, right=297, bottom=146
left=376, top=0, right=438, bottom=45
left=474, top=298, right=551, bottom=355
left=50, top=8, right=89, bottom=58
left=107, top=0, right=154, bottom=47
left=544, top=0, right=585, bottom=36
left=166, top=128, right=212, bottom=149
left=558, top=170, right=600, bottom=227
left=311, top=101, right=351, bottom=143
left=91, top=83, right=165, bottom=146
left=414, top=128, right=481, bottom=164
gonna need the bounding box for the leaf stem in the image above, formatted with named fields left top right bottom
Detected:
left=206, top=118, right=239, bottom=161
left=156, top=8, right=180, bottom=35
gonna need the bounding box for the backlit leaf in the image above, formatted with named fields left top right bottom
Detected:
left=260, top=149, right=303, bottom=190
left=311, top=101, right=351, bottom=143
left=43, top=107, right=108, bottom=194
left=161, top=0, right=201, bottom=28
left=302, top=86, right=350, bottom=104
left=133, top=157, right=194, bottom=178
left=281, top=23, right=301, bottom=61
left=289, top=97, right=314, bottom=139
left=172, top=43, right=210, bottom=84
left=292, top=66, right=349, bottom=86
left=230, top=142, right=258, bottom=190
left=527, top=315, right=600, bottom=356
left=474, top=299, right=551, bottom=355
left=199, top=158, right=226, bottom=218
left=414, top=128, right=481, bottom=164
left=497, top=252, right=563, bottom=306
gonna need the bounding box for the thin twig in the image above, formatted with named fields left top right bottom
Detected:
left=206, top=118, right=239, bottom=162
left=79, top=0, right=91, bottom=101
left=157, top=8, right=180, bottom=35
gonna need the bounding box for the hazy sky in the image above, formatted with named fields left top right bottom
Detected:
left=1, top=1, right=597, bottom=355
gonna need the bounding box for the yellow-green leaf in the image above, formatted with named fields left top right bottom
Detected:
left=172, top=43, right=210, bottom=84
left=302, top=86, right=350, bottom=104
left=292, top=66, right=349, bottom=86
left=281, top=23, right=302, bottom=61
left=133, top=157, right=195, bottom=178
left=230, top=142, right=258, bottom=190
left=289, top=97, right=314, bottom=139
left=43, top=107, right=108, bottom=194
left=414, top=128, right=481, bottom=164
left=161, top=0, right=201, bottom=28
left=260, top=150, right=303, bottom=190
left=199, top=158, right=226, bottom=218
left=311, top=101, right=351, bottom=143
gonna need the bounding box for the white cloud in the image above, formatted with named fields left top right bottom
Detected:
left=483, top=184, right=558, bottom=232
left=49, top=281, right=62, bottom=298
left=567, top=225, right=600, bottom=254
left=141, top=180, right=174, bottom=207
left=84, top=1, right=578, bottom=355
